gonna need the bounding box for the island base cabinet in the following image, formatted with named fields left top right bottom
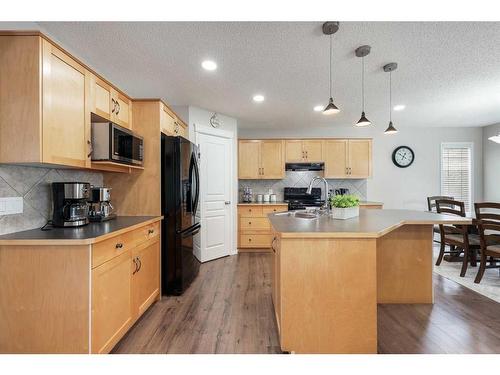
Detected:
left=91, top=251, right=133, bottom=354
left=271, top=234, right=281, bottom=335
left=132, top=239, right=161, bottom=317
left=276, top=237, right=378, bottom=354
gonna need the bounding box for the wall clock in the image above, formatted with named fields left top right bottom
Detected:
left=392, top=146, right=415, bottom=168
left=210, top=113, right=220, bottom=128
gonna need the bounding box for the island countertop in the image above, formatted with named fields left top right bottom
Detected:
left=0, top=216, right=163, bottom=245
left=268, top=209, right=470, bottom=239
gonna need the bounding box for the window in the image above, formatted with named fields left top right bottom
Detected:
left=440, top=143, right=473, bottom=214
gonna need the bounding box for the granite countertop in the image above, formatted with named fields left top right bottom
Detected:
left=268, top=209, right=470, bottom=239
left=0, top=216, right=163, bottom=245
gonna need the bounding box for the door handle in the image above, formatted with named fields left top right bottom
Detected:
left=225, top=201, right=231, bottom=205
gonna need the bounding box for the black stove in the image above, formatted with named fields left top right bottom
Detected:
left=284, top=187, right=324, bottom=211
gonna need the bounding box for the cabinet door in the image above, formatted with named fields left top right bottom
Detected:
left=285, top=140, right=304, bottom=162
left=41, top=40, right=89, bottom=168
left=261, top=140, right=284, bottom=179
left=92, top=251, right=133, bottom=354
left=90, top=74, right=112, bottom=120
left=348, top=139, right=372, bottom=178
left=112, top=90, right=132, bottom=129
left=132, top=240, right=160, bottom=317
left=238, top=140, right=261, bottom=179
left=324, top=140, right=348, bottom=178
left=303, top=140, right=323, bottom=162
left=161, top=104, right=176, bottom=135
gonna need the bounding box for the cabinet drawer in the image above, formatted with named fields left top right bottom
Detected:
left=133, top=222, right=160, bottom=246
left=240, top=217, right=270, bottom=230
left=240, top=234, right=272, bottom=248
left=92, top=232, right=134, bottom=268
left=262, top=206, right=288, bottom=216
left=238, top=206, right=263, bottom=217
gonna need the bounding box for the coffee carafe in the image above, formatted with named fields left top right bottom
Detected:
left=88, top=187, right=116, bottom=222
left=51, top=182, right=90, bottom=227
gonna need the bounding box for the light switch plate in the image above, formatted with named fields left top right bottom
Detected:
left=0, top=197, right=23, bottom=215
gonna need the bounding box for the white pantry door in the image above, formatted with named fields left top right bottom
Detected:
left=196, top=132, right=232, bottom=262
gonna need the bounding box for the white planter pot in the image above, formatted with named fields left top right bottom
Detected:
left=330, top=206, right=359, bottom=220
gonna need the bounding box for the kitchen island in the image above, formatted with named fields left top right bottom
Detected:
left=268, top=209, right=470, bottom=354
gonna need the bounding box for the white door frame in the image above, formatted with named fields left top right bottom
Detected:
left=194, top=123, right=237, bottom=256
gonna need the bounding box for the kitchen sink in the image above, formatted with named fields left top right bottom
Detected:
left=274, top=209, right=323, bottom=220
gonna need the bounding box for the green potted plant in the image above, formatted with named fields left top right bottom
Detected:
left=329, top=194, right=360, bottom=220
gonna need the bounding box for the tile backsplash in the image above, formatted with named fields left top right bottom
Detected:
left=239, top=171, right=367, bottom=202
left=0, top=165, right=103, bottom=235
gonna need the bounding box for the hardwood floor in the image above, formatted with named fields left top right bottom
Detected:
left=112, top=253, right=500, bottom=354
left=112, top=253, right=281, bottom=354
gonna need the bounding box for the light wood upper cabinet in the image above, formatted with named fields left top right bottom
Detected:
left=285, top=140, right=304, bottom=162
left=349, top=139, right=372, bottom=178
left=89, top=74, right=133, bottom=130
left=238, top=140, right=261, bottom=179
left=324, top=139, right=372, bottom=178
left=160, top=102, right=189, bottom=139
left=238, top=140, right=284, bottom=179
left=324, top=140, right=348, bottom=178
left=41, top=40, right=90, bottom=168
left=285, top=140, right=323, bottom=162
left=261, top=140, right=285, bottom=179
left=91, top=251, right=133, bottom=354
left=112, top=90, right=132, bottom=129
left=132, top=240, right=160, bottom=317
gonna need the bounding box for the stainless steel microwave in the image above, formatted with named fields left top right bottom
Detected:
left=91, top=122, right=144, bottom=166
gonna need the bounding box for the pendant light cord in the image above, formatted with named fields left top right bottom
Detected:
left=389, top=71, right=392, bottom=122
left=361, top=56, right=365, bottom=112
left=329, top=34, right=332, bottom=98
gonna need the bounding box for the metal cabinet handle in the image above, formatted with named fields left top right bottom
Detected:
left=115, top=242, right=123, bottom=249
left=261, top=167, right=264, bottom=175
left=116, top=101, right=120, bottom=115
left=271, top=236, right=277, bottom=253
left=248, top=238, right=252, bottom=242
left=111, top=99, right=116, bottom=113
left=132, top=258, right=138, bottom=275
left=248, top=221, right=252, bottom=225
left=137, top=257, right=142, bottom=272
left=87, top=139, right=93, bottom=158
left=148, top=229, right=155, bottom=234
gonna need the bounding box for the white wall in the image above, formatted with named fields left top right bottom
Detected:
left=185, top=106, right=239, bottom=254
left=483, top=123, right=500, bottom=201
left=239, top=126, right=483, bottom=210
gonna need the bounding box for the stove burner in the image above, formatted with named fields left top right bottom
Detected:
left=284, top=187, right=325, bottom=211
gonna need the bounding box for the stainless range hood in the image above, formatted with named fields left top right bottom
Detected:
left=285, top=162, right=324, bottom=171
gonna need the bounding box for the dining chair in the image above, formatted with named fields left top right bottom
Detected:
left=473, top=202, right=500, bottom=283
left=435, top=199, right=481, bottom=276
left=427, top=196, right=454, bottom=245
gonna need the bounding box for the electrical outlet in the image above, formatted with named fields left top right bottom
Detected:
left=0, top=197, right=23, bottom=215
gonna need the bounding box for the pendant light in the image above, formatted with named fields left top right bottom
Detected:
left=355, top=45, right=372, bottom=127
left=322, top=22, right=340, bottom=115
left=383, top=62, right=398, bottom=134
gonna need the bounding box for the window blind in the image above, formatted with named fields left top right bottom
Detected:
left=441, top=144, right=472, bottom=213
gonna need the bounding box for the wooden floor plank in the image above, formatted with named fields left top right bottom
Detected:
left=112, top=253, right=500, bottom=354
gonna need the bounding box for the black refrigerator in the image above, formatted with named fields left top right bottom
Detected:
left=161, top=134, right=201, bottom=295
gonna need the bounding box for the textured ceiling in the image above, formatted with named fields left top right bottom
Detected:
left=37, top=21, right=500, bottom=129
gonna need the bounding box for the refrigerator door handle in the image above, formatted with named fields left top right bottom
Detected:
left=192, top=152, right=200, bottom=217
left=178, top=223, right=201, bottom=237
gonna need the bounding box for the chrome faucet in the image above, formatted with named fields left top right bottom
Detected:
left=306, top=176, right=330, bottom=211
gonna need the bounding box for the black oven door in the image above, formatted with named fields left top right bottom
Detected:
left=111, top=123, right=144, bottom=165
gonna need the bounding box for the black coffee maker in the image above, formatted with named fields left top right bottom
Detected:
left=51, top=182, right=90, bottom=227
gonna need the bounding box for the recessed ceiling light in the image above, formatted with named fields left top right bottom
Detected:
left=313, top=105, right=323, bottom=112
left=393, top=104, right=406, bottom=111
left=253, top=94, right=265, bottom=102
left=201, top=60, right=217, bottom=71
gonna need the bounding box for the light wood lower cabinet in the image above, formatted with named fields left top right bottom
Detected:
left=0, top=219, right=161, bottom=354
left=238, top=204, right=287, bottom=251
left=92, top=250, right=133, bottom=354
left=132, top=240, right=160, bottom=317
